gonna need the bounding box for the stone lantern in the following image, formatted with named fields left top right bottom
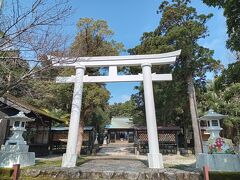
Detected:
left=196, top=109, right=240, bottom=172
left=0, top=111, right=35, bottom=167
left=199, top=109, right=235, bottom=154
left=200, top=109, right=226, bottom=140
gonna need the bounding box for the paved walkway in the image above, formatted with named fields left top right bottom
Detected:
left=97, top=142, right=136, bottom=156
left=81, top=159, right=148, bottom=172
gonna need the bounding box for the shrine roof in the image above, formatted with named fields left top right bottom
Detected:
left=0, top=95, right=65, bottom=123
left=105, top=117, right=134, bottom=129
left=51, top=126, right=94, bottom=131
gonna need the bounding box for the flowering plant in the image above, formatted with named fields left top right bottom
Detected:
left=208, top=137, right=235, bottom=154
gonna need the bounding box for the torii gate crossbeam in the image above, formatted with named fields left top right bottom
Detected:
left=50, top=50, right=181, bottom=169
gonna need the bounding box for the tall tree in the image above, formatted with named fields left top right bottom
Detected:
left=203, top=0, right=240, bottom=52
left=70, top=18, right=124, bottom=155
left=129, top=0, right=221, bottom=154
left=71, top=17, right=124, bottom=57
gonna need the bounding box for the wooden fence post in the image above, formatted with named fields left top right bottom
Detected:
left=12, top=164, right=20, bottom=180
left=203, top=165, right=209, bottom=180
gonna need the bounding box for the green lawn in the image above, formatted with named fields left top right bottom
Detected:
left=25, top=156, right=88, bottom=169
left=0, top=168, right=13, bottom=180
left=0, top=157, right=88, bottom=180
left=209, top=172, right=240, bottom=180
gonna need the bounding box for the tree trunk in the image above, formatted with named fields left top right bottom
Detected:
left=183, top=125, right=188, bottom=149
left=76, top=120, right=84, bottom=156
left=187, top=75, right=202, bottom=154
left=234, top=121, right=240, bottom=151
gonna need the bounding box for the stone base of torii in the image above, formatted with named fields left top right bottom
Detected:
left=50, top=50, right=181, bottom=168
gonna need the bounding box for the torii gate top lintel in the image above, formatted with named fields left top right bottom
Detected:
left=49, top=50, right=181, bottom=68
left=50, top=50, right=181, bottom=83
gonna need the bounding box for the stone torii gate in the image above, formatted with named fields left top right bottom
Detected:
left=50, top=50, right=181, bottom=168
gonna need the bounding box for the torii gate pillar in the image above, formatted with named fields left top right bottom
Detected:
left=142, top=63, right=163, bottom=168
left=62, top=65, right=85, bottom=167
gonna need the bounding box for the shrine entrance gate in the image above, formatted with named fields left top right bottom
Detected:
left=50, top=50, right=181, bottom=168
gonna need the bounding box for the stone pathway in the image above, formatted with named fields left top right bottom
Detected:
left=96, top=143, right=196, bottom=165
left=80, top=159, right=147, bottom=172
left=97, top=143, right=136, bottom=156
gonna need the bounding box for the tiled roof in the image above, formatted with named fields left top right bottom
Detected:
left=0, top=95, right=64, bottom=123
left=51, top=126, right=94, bottom=131
left=105, top=117, right=134, bottom=129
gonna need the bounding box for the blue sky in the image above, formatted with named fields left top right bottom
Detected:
left=60, top=0, right=231, bottom=104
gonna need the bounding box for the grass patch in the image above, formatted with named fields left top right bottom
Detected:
left=23, top=156, right=88, bottom=169
left=164, top=163, right=198, bottom=172
left=25, top=159, right=62, bottom=169
left=209, top=171, right=240, bottom=180
left=0, top=168, right=14, bottom=180
left=20, top=157, right=88, bottom=180
left=76, top=156, right=89, bottom=166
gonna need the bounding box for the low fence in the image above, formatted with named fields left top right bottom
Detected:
left=134, top=126, right=180, bottom=155
left=50, top=126, right=97, bottom=155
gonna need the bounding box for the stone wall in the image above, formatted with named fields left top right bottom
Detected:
left=21, top=167, right=201, bottom=180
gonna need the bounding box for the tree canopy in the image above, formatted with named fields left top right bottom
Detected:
left=109, top=98, right=137, bottom=118
left=71, top=18, right=124, bottom=57
left=215, top=61, right=240, bottom=91
left=0, top=50, right=29, bottom=96
left=203, top=0, right=240, bottom=52
left=198, top=81, right=240, bottom=145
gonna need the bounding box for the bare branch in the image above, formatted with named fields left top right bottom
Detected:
left=0, top=0, right=72, bottom=96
